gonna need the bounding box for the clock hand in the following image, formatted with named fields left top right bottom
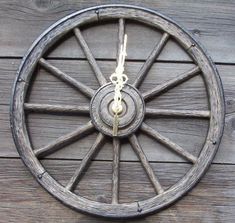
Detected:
left=116, top=34, right=128, bottom=76
left=110, top=34, right=128, bottom=136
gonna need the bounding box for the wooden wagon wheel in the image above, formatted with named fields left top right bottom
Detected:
left=10, top=4, right=225, bottom=218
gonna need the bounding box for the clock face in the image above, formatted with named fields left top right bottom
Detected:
left=10, top=5, right=224, bottom=218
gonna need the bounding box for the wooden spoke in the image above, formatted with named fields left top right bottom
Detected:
left=74, top=27, right=107, bottom=86
left=39, top=58, right=95, bottom=98
left=66, top=133, right=105, bottom=191
left=24, top=103, right=90, bottom=115
left=129, top=134, right=164, bottom=194
left=145, top=108, right=210, bottom=119
left=34, top=121, right=95, bottom=158
left=133, top=32, right=170, bottom=88
left=116, top=18, right=125, bottom=66
left=141, top=123, right=197, bottom=164
left=143, top=66, right=201, bottom=101
left=112, top=138, right=121, bottom=204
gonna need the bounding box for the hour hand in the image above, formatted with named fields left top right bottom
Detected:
left=113, top=113, right=119, bottom=136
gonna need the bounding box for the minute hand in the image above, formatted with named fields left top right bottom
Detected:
left=116, top=34, right=128, bottom=76
left=110, top=34, right=128, bottom=136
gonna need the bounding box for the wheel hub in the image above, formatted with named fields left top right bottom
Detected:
left=90, top=83, right=145, bottom=137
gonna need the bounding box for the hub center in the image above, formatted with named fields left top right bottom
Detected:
left=90, top=83, right=145, bottom=137
left=112, top=103, right=123, bottom=115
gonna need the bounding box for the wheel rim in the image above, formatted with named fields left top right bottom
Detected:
left=10, top=4, right=225, bottom=218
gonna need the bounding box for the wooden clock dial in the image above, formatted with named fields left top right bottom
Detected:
left=10, top=4, right=225, bottom=218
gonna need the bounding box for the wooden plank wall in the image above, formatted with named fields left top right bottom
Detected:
left=0, top=0, right=235, bottom=222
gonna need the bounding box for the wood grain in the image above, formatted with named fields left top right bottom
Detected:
left=1, top=1, right=234, bottom=221
left=39, top=58, right=95, bottom=98
left=143, top=66, right=200, bottom=101
left=1, top=60, right=234, bottom=163
left=145, top=108, right=210, bottom=118
left=34, top=121, right=95, bottom=158
left=10, top=8, right=225, bottom=214
left=141, top=123, right=197, bottom=163
left=129, top=134, right=164, bottom=194
left=0, top=158, right=235, bottom=222
left=133, top=32, right=169, bottom=88
left=24, top=103, right=90, bottom=114
left=0, top=1, right=234, bottom=63
left=66, top=133, right=105, bottom=191
left=73, top=27, right=107, bottom=86
left=111, top=138, right=121, bottom=204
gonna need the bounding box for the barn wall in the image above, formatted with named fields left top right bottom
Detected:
left=0, top=1, right=235, bottom=222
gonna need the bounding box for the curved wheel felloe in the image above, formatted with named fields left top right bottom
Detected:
left=10, top=5, right=225, bottom=219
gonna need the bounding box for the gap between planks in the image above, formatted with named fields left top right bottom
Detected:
left=0, top=56, right=234, bottom=66
left=0, top=157, right=234, bottom=167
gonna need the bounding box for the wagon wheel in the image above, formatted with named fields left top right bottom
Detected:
left=10, top=5, right=225, bottom=218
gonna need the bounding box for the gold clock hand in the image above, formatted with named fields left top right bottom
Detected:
left=110, top=34, right=128, bottom=136
left=113, top=112, right=119, bottom=136
left=116, top=34, right=128, bottom=75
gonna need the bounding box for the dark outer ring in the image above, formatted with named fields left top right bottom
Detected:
left=10, top=4, right=225, bottom=219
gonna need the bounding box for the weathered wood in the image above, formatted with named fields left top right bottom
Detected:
left=0, top=59, right=207, bottom=106
left=24, top=103, right=90, bottom=115
left=145, top=108, right=210, bottom=118
left=66, top=133, right=105, bottom=191
left=0, top=103, right=206, bottom=160
left=143, top=66, right=201, bottom=101
left=39, top=58, right=95, bottom=98
left=1, top=61, right=234, bottom=163
left=34, top=121, right=95, bottom=158
left=111, top=138, right=120, bottom=204
left=133, top=32, right=169, bottom=88
left=73, top=28, right=107, bottom=86
left=0, top=1, right=235, bottom=64
left=0, top=0, right=233, bottom=221
left=141, top=123, right=197, bottom=163
left=1, top=159, right=235, bottom=222
left=8, top=5, right=225, bottom=218
left=129, top=134, right=164, bottom=194
left=49, top=19, right=191, bottom=62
